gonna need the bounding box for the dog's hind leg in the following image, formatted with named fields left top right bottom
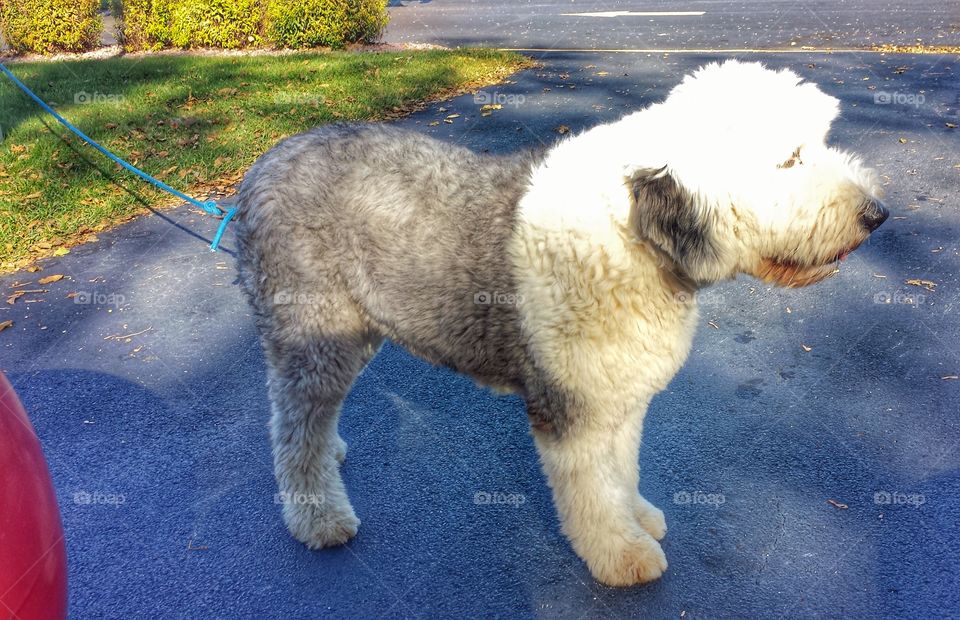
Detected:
left=262, top=298, right=382, bottom=549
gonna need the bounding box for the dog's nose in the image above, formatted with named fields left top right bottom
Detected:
left=860, top=199, right=889, bottom=232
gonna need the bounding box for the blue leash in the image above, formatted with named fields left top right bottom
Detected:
left=0, top=61, right=237, bottom=251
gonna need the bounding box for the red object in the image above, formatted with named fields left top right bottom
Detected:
left=0, top=372, right=68, bottom=620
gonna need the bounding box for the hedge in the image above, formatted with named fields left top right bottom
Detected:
left=117, top=0, right=388, bottom=51
left=0, top=0, right=103, bottom=53
left=265, top=0, right=387, bottom=49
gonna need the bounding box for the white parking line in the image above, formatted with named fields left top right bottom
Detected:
left=561, top=11, right=705, bottom=17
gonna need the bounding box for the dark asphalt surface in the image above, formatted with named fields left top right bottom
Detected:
left=2, top=3, right=960, bottom=619
left=386, top=0, right=960, bottom=50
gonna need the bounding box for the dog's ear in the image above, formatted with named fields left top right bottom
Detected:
left=626, top=166, right=719, bottom=279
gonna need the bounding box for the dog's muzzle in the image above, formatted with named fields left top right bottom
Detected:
left=860, top=199, right=889, bottom=232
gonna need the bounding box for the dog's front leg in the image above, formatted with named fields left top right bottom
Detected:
left=530, top=398, right=667, bottom=586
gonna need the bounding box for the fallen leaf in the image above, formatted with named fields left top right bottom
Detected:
left=0, top=320, right=12, bottom=332
left=38, top=274, right=64, bottom=284
left=445, top=113, right=460, bottom=120
left=556, top=125, right=571, bottom=135
left=898, top=137, right=908, bottom=144
left=827, top=499, right=848, bottom=509
left=905, top=278, right=936, bottom=291
left=104, top=326, right=153, bottom=341
left=53, top=248, right=70, bottom=257
left=947, top=123, right=958, bottom=129
left=6, top=291, right=24, bottom=305
left=26, top=266, right=41, bottom=273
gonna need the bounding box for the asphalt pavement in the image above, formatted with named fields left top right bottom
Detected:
left=386, top=0, right=959, bottom=51
left=1, top=2, right=959, bottom=618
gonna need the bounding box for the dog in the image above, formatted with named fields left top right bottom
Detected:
left=234, top=60, right=887, bottom=586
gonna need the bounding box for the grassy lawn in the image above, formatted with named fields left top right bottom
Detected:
left=0, top=49, right=527, bottom=269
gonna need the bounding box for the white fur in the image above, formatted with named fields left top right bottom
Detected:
left=509, top=60, right=881, bottom=585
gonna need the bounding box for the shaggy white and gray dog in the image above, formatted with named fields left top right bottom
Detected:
left=235, top=61, right=887, bottom=586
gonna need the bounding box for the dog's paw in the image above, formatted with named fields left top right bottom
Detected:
left=634, top=495, right=667, bottom=540
left=283, top=498, right=359, bottom=549
left=333, top=435, right=348, bottom=464
left=584, top=531, right=667, bottom=587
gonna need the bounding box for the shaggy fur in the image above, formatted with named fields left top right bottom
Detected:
left=235, top=60, right=887, bottom=586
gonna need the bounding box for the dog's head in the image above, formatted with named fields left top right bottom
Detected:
left=626, top=60, right=887, bottom=287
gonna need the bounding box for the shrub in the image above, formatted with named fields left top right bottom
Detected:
left=116, top=0, right=263, bottom=50
left=0, top=0, right=103, bottom=53
left=263, top=0, right=388, bottom=49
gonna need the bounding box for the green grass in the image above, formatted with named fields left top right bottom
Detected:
left=0, top=49, right=527, bottom=268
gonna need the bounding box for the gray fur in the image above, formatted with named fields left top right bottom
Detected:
left=234, top=124, right=572, bottom=548
left=627, top=167, right=717, bottom=281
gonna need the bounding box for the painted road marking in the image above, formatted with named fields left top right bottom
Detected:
left=561, top=11, right=705, bottom=17
left=500, top=47, right=897, bottom=54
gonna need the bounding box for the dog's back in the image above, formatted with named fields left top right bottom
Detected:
left=234, top=124, right=543, bottom=388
